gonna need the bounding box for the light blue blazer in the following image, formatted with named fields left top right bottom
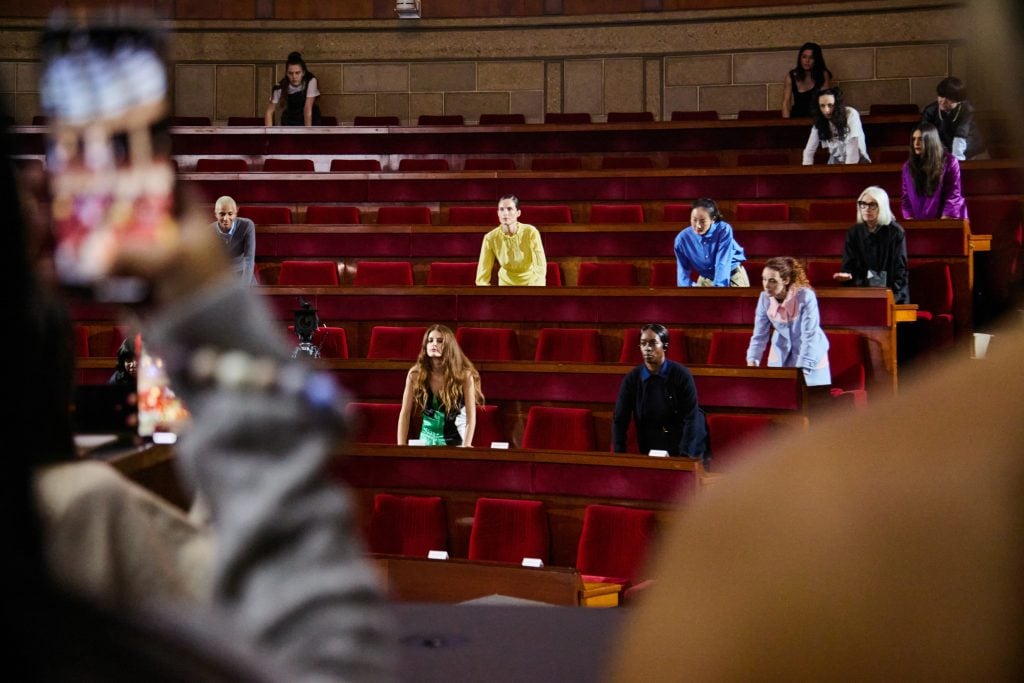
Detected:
left=746, top=287, right=831, bottom=386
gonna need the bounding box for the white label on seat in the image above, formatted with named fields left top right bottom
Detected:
left=521, top=557, right=545, bottom=568
left=648, top=449, right=669, bottom=457
left=490, top=441, right=510, bottom=449
left=408, top=439, right=426, bottom=446
left=427, top=550, right=449, bottom=560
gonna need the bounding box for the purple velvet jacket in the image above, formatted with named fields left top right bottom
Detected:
left=901, top=154, right=968, bottom=221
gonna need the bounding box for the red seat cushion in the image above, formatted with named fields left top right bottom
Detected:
left=546, top=262, right=563, bottom=287
left=670, top=110, right=718, bottom=121
left=417, top=115, right=464, bottom=126
left=305, top=205, right=360, bottom=224
left=262, top=158, right=315, bottom=172
left=367, top=326, right=427, bottom=360
left=735, top=203, right=790, bottom=222
left=534, top=328, right=602, bottom=363
left=707, top=414, right=774, bottom=470
left=708, top=330, right=765, bottom=366
left=468, top=498, right=550, bottom=564
left=347, top=402, right=402, bottom=444
left=427, top=262, right=478, bottom=286
left=575, top=504, right=656, bottom=585
left=544, top=113, right=591, bottom=124
left=522, top=406, right=596, bottom=451
left=737, top=152, right=789, bottom=166
left=448, top=206, right=497, bottom=225
left=520, top=205, right=573, bottom=224
left=577, top=262, right=637, bottom=287
left=368, top=494, right=447, bottom=557
left=239, top=206, right=292, bottom=225
left=478, top=113, right=526, bottom=125
left=330, top=159, right=382, bottom=172
left=589, top=204, right=644, bottom=223
left=463, top=158, right=516, bottom=171
left=473, top=404, right=507, bottom=446
left=606, top=111, right=654, bottom=123
left=650, top=262, right=677, bottom=288
left=195, top=158, right=249, bottom=172
left=398, top=158, right=449, bottom=172
left=376, top=206, right=432, bottom=225
left=277, top=260, right=339, bottom=286
left=455, top=327, right=520, bottom=361
left=353, top=261, right=414, bottom=287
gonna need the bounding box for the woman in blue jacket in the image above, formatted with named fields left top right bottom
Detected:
left=673, top=197, right=749, bottom=287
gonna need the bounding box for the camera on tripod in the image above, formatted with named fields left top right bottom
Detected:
left=292, top=298, right=322, bottom=359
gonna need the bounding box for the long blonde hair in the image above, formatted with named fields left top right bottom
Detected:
left=412, top=324, right=484, bottom=414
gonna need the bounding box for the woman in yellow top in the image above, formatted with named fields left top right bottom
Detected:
left=475, top=194, right=547, bottom=286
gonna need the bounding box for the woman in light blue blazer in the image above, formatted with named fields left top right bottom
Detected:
left=746, top=256, right=831, bottom=386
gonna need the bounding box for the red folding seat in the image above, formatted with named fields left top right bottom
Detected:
left=534, top=328, right=602, bottom=362
left=650, top=262, right=678, bottom=288
left=575, top=504, right=656, bottom=586
left=478, top=113, right=526, bottom=125
left=530, top=157, right=583, bottom=171
left=735, top=203, right=791, bottom=222
left=736, top=110, right=783, bottom=120
left=619, top=328, right=687, bottom=364
left=195, top=158, right=249, bottom=172
left=376, top=206, right=433, bottom=225
left=805, top=261, right=836, bottom=288
left=319, top=116, right=338, bottom=126
left=330, top=159, right=382, bottom=172
left=745, top=260, right=766, bottom=283
left=73, top=325, right=90, bottom=358
left=544, top=113, right=591, bottom=124
left=468, top=498, right=550, bottom=565
left=670, top=110, right=719, bottom=121
left=346, top=402, right=402, bottom=444
left=169, top=116, right=211, bottom=126
left=869, top=103, right=919, bottom=115
left=707, top=414, right=774, bottom=471
left=353, top=116, right=400, bottom=126
left=520, top=205, right=573, bottom=224
left=447, top=206, right=497, bottom=225
left=427, top=262, right=477, bottom=285
left=285, top=325, right=349, bottom=358
left=463, top=158, right=516, bottom=171
left=398, top=158, right=449, bottom=172
left=239, top=206, right=292, bottom=225
left=455, top=327, right=520, bottom=361
left=304, top=205, right=361, bottom=224
left=277, top=260, right=340, bottom=286
left=589, top=204, right=645, bottom=223
left=807, top=202, right=855, bottom=221
left=907, top=262, right=955, bottom=354
left=606, top=111, right=655, bottom=123
left=826, top=331, right=869, bottom=407
left=367, top=326, right=428, bottom=360
left=708, top=330, right=766, bottom=366
left=522, top=407, right=596, bottom=452
left=262, top=158, right=315, bottom=172
left=875, top=149, right=908, bottom=164
left=662, top=204, right=692, bottom=222
left=353, top=261, right=414, bottom=287
left=417, top=114, right=464, bottom=126
left=227, top=116, right=264, bottom=126
left=547, top=262, right=563, bottom=287
left=667, top=154, right=721, bottom=168
left=473, top=404, right=507, bottom=446
left=737, top=152, right=789, bottom=166
left=600, top=156, right=655, bottom=170
left=368, top=494, right=448, bottom=557
left=577, top=262, right=638, bottom=287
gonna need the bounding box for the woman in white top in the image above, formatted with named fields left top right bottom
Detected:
left=802, top=87, right=870, bottom=165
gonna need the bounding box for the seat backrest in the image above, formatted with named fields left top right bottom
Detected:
left=869, top=103, right=919, bottom=115
left=576, top=504, right=656, bottom=583
left=367, top=326, right=427, bottom=360
left=825, top=331, right=868, bottom=392
left=530, top=157, right=583, bottom=171
left=353, top=116, right=400, bottom=126
left=73, top=324, right=90, bottom=358
left=589, top=204, right=645, bottom=223
left=347, top=402, right=402, bottom=444
left=662, top=204, right=692, bottom=222
left=708, top=330, right=764, bottom=366
left=262, top=158, right=315, bottom=172
left=520, top=205, right=573, bottom=224
left=447, top=206, right=497, bottom=225
left=478, top=113, right=526, bottom=125
left=473, top=404, right=507, bottom=446
left=169, top=116, right=211, bottom=126
left=195, top=158, right=249, bottom=172
left=606, top=111, right=654, bottom=123
left=546, top=262, right=563, bottom=287
left=737, top=152, right=789, bottom=166
left=736, top=110, right=783, bottom=120
left=368, top=494, right=448, bottom=557
left=226, top=116, right=264, bottom=126
left=304, top=205, right=361, bottom=224
left=417, top=114, right=464, bottom=126
left=544, top=112, right=591, bottom=124
left=619, top=327, right=688, bottom=364
left=376, top=206, right=433, bottom=225
left=455, top=327, right=520, bottom=361
left=286, top=325, right=349, bottom=358
left=666, top=154, right=721, bottom=168
left=398, top=158, right=449, bottom=172
left=277, top=260, right=340, bottom=286
left=353, top=261, right=414, bottom=287
left=468, top=498, right=550, bottom=564
left=670, top=110, right=719, bottom=121
left=239, top=205, right=293, bottom=225
left=650, top=261, right=678, bottom=288
left=577, top=262, right=638, bottom=287
left=807, top=201, right=856, bottom=222
left=707, top=414, right=774, bottom=470
left=522, top=406, right=596, bottom=452
left=909, top=262, right=954, bottom=315
left=427, top=262, right=478, bottom=286
left=330, top=159, right=382, bottom=172
left=735, top=203, right=791, bottom=222
left=600, top=156, right=655, bottom=170
left=534, top=328, right=602, bottom=362
left=463, top=158, right=516, bottom=171
left=805, top=261, right=836, bottom=288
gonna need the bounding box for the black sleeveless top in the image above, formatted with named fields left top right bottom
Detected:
left=275, top=72, right=321, bottom=126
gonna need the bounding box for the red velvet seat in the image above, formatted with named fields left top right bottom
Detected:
left=707, top=414, right=774, bottom=471
left=368, top=494, right=447, bottom=557
left=277, top=260, right=339, bottom=286
left=353, top=116, right=400, bottom=126
left=239, top=206, right=292, bottom=225
left=428, top=262, right=478, bottom=285
left=707, top=330, right=765, bottom=366
left=478, top=113, right=526, bottom=125
left=807, top=201, right=855, bottom=221
left=650, top=262, right=678, bottom=288
left=618, top=327, right=688, bottom=364
left=463, top=158, right=516, bottom=171
left=262, top=158, right=315, bottom=172
left=417, top=114, right=464, bottom=126
left=169, top=116, right=211, bottom=126
left=736, top=110, right=782, bottom=120
left=534, top=328, right=602, bottom=363
left=546, top=262, right=563, bottom=287
left=304, top=205, right=361, bottom=224
left=195, top=158, right=249, bottom=172
left=826, top=331, right=869, bottom=407
left=447, top=206, right=497, bottom=225
left=347, top=402, right=402, bottom=444
left=353, top=261, right=414, bottom=287
left=589, top=204, right=645, bottom=223
left=869, top=103, right=919, bottom=115
left=606, top=111, right=654, bottom=123
left=544, top=113, right=591, bottom=124
left=522, top=406, right=596, bottom=452
left=875, top=149, right=908, bottom=164
left=735, top=203, right=791, bottom=222
left=286, top=325, right=349, bottom=358
left=908, top=261, right=955, bottom=355
left=376, top=206, right=432, bottom=225
left=577, top=262, right=638, bottom=287
left=87, top=325, right=130, bottom=357
left=600, top=156, right=655, bottom=170
left=670, top=110, right=719, bottom=121
left=520, top=205, right=573, bottom=224
left=737, top=152, right=789, bottom=166
left=330, top=159, right=382, bottom=172
left=662, top=204, right=692, bottom=222
left=575, top=504, right=656, bottom=585
left=667, top=154, right=721, bottom=168
left=806, top=261, right=836, bottom=288
left=473, top=404, right=507, bottom=446
left=455, top=327, right=520, bottom=361
left=398, top=158, right=449, bottom=172
left=73, top=325, right=90, bottom=358
left=530, top=157, right=583, bottom=171
left=227, top=116, right=264, bottom=126
left=367, top=326, right=428, bottom=360
left=468, top=498, right=550, bottom=565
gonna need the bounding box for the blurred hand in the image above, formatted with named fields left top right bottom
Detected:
left=833, top=272, right=853, bottom=282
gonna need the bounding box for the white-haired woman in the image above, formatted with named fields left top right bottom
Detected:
left=833, top=186, right=909, bottom=303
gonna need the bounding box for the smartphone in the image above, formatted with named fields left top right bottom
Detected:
left=136, top=342, right=190, bottom=442
left=39, top=14, right=176, bottom=302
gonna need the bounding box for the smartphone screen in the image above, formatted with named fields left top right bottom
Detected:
left=39, top=16, right=176, bottom=302
left=136, top=343, right=190, bottom=441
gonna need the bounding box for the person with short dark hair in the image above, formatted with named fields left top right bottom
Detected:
left=901, top=122, right=968, bottom=220
left=782, top=42, right=833, bottom=119
left=921, top=76, right=987, bottom=160
left=673, top=197, right=749, bottom=287
left=475, top=194, right=548, bottom=286
left=833, top=186, right=910, bottom=303
left=612, top=324, right=708, bottom=460
left=802, top=87, right=870, bottom=165
left=211, top=195, right=255, bottom=283
left=264, top=51, right=321, bottom=126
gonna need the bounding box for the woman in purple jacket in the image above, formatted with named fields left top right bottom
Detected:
left=901, top=122, right=968, bottom=220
